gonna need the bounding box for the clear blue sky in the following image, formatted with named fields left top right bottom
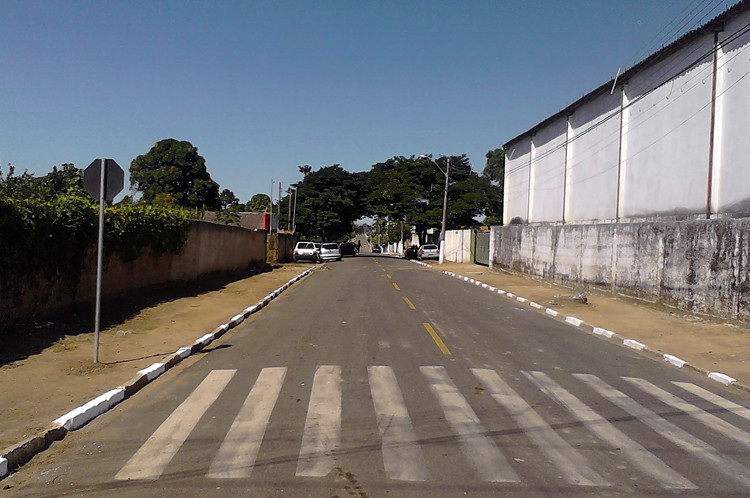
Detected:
left=1, top=0, right=731, bottom=203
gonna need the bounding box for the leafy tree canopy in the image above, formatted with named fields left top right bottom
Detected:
left=130, top=139, right=220, bottom=210
left=364, top=154, right=501, bottom=241
left=284, top=165, right=366, bottom=241
left=247, top=193, right=271, bottom=212
left=483, top=148, right=505, bottom=185
left=1, top=163, right=85, bottom=200
left=219, top=189, right=240, bottom=210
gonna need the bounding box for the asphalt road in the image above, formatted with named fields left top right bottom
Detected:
left=8, top=256, right=750, bottom=497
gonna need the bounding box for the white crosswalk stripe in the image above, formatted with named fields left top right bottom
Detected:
left=673, top=381, right=750, bottom=421
left=368, top=366, right=428, bottom=481
left=295, top=365, right=342, bottom=477
left=472, top=368, right=609, bottom=487
left=420, top=366, right=520, bottom=483
left=114, top=366, right=750, bottom=492
left=575, top=373, right=750, bottom=488
left=524, top=370, right=696, bottom=489
left=115, top=369, right=236, bottom=481
left=208, top=367, right=287, bottom=479
left=624, top=377, right=750, bottom=449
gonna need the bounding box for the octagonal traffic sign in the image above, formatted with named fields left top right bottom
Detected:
left=84, top=158, right=124, bottom=202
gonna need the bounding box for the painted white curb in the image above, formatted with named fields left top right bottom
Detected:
left=565, top=316, right=583, bottom=327
left=708, top=372, right=737, bottom=385
left=593, top=327, right=614, bottom=338
left=623, top=339, right=646, bottom=350
left=175, top=346, right=192, bottom=359
left=545, top=308, right=558, bottom=317
left=138, top=362, right=166, bottom=382
left=53, top=388, right=126, bottom=431
left=195, top=332, right=216, bottom=347
left=0, top=457, right=8, bottom=479
left=663, top=354, right=686, bottom=368
left=231, top=313, right=245, bottom=326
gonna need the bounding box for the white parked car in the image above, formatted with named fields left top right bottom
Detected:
left=418, top=244, right=440, bottom=260
left=293, top=241, right=321, bottom=263
left=319, top=242, right=342, bottom=262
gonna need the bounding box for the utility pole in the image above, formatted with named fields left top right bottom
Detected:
left=288, top=188, right=293, bottom=231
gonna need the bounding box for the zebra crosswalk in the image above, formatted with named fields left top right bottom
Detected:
left=114, top=365, right=750, bottom=491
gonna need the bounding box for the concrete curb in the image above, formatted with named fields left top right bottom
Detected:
left=438, top=270, right=749, bottom=394
left=0, top=266, right=317, bottom=479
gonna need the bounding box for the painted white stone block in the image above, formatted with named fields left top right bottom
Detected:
left=54, top=388, right=126, bottom=431
left=623, top=339, right=645, bottom=350
left=708, top=372, right=736, bottom=385
left=663, top=354, right=686, bottom=368
left=593, top=327, right=614, bottom=338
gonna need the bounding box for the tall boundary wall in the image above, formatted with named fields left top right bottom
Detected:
left=490, top=219, right=750, bottom=321
left=1, top=221, right=267, bottom=323
left=444, top=230, right=472, bottom=263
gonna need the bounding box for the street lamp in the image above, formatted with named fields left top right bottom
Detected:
left=418, top=154, right=451, bottom=264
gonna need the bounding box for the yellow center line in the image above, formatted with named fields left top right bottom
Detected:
left=386, top=274, right=392, bottom=279
left=392, top=282, right=400, bottom=291
left=422, top=323, right=451, bottom=355
left=403, top=297, right=416, bottom=309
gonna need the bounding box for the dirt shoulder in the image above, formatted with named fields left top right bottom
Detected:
left=0, top=264, right=315, bottom=452
left=432, top=261, right=750, bottom=389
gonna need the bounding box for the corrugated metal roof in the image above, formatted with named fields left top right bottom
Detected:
left=503, top=0, right=750, bottom=148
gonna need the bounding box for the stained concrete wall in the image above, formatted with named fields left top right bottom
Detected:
left=1, top=221, right=267, bottom=323
left=490, top=219, right=750, bottom=321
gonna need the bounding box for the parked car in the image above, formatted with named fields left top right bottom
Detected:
left=404, top=245, right=418, bottom=260
left=418, top=244, right=440, bottom=260
left=340, top=241, right=357, bottom=256
left=319, top=242, right=342, bottom=262
left=372, top=245, right=382, bottom=253
left=293, top=241, right=321, bottom=263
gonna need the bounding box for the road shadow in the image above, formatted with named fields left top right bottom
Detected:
left=0, top=265, right=274, bottom=367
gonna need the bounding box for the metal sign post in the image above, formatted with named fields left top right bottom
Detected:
left=83, top=158, right=124, bottom=363
left=94, top=159, right=106, bottom=363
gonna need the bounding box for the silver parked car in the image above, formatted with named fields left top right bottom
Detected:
left=319, top=242, right=342, bottom=262
left=418, top=244, right=440, bottom=260
left=293, top=241, right=321, bottom=263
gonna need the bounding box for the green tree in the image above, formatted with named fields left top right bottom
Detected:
left=129, top=139, right=220, bottom=210
left=219, top=188, right=239, bottom=210
left=483, top=148, right=505, bottom=185
left=292, top=165, right=366, bottom=241
left=0, top=163, right=85, bottom=200
left=247, top=193, right=271, bottom=212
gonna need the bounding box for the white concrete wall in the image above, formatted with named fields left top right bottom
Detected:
left=444, top=229, right=472, bottom=263
left=567, top=92, right=621, bottom=221
left=715, top=11, right=750, bottom=213
left=620, top=36, right=713, bottom=218
left=503, top=139, right=531, bottom=224
left=503, top=6, right=750, bottom=223
left=529, top=117, right=567, bottom=223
